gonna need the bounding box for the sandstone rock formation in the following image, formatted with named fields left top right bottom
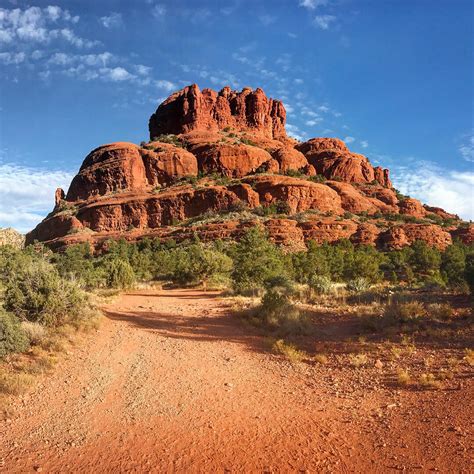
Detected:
left=26, top=84, right=465, bottom=250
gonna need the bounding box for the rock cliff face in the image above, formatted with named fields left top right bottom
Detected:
left=27, top=84, right=466, bottom=251
left=149, top=84, right=287, bottom=140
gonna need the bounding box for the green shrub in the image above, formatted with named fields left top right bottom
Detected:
left=309, top=274, right=333, bottom=295
left=171, top=242, right=233, bottom=286
left=231, top=227, right=287, bottom=293
left=346, top=277, right=371, bottom=293
left=104, top=258, right=136, bottom=289
left=4, top=259, right=89, bottom=327
left=0, top=308, right=29, bottom=358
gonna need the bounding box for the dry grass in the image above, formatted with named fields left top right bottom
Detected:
left=272, top=339, right=307, bottom=364
left=464, top=349, right=474, bottom=366
left=396, top=368, right=411, bottom=386
left=314, top=353, right=329, bottom=364
left=419, top=373, right=441, bottom=389
left=348, top=353, right=368, bottom=367
left=20, top=321, right=47, bottom=345
left=0, top=371, right=34, bottom=395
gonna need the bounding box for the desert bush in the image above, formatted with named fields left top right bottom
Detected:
left=427, top=303, right=453, bottom=320
left=255, top=287, right=310, bottom=335
left=171, top=242, right=233, bottom=287
left=309, top=274, right=333, bottom=295
left=103, top=258, right=136, bottom=289
left=396, top=368, right=411, bottom=386
left=348, top=353, right=368, bottom=367
left=383, top=301, right=426, bottom=324
left=4, top=259, right=91, bottom=327
left=346, top=277, right=371, bottom=293
left=0, top=308, right=29, bottom=358
left=465, top=253, right=474, bottom=294
left=272, top=339, right=306, bottom=363
left=20, top=321, right=47, bottom=345
left=441, top=243, right=466, bottom=289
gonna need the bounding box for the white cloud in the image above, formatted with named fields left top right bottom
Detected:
left=459, top=132, right=474, bottom=162
left=0, top=52, right=26, bottom=64
left=100, top=12, right=123, bottom=29
left=393, top=161, right=474, bottom=221
left=294, top=78, right=304, bottom=85
left=0, top=163, right=74, bottom=233
left=104, top=66, right=133, bottom=81
left=299, top=0, right=329, bottom=10
left=155, top=79, right=177, bottom=91
left=360, top=140, right=369, bottom=148
left=286, top=124, right=306, bottom=142
left=313, top=15, right=336, bottom=30
left=306, top=118, right=323, bottom=126
left=344, top=136, right=355, bottom=144
left=0, top=5, right=94, bottom=48
left=318, top=105, right=329, bottom=113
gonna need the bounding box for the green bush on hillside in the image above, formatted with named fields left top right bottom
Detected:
left=0, top=308, right=29, bottom=358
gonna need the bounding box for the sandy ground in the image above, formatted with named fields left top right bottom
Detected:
left=0, top=289, right=472, bottom=473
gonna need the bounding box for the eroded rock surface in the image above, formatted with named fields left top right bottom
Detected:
left=26, top=84, right=463, bottom=250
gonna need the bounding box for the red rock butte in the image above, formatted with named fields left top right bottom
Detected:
left=27, top=84, right=471, bottom=250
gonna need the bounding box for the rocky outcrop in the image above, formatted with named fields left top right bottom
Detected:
left=295, top=138, right=392, bottom=187
left=149, top=84, right=287, bottom=140
left=380, top=224, right=452, bottom=250
left=191, top=143, right=275, bottom=178
left=26, top=84, right=464, bottom=251
left=399, top=198, right=425, bottom=218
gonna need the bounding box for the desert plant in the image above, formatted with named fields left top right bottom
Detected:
left=231, top=227, right=287, bottom=294
left=0, top=308, right=29, bottom=358
left=0, top=370, right=34, bottom=395
left=104, top=258, right=136, bottom=289
left=383, top=301, right=426, bottom=324
left=348, top=353, right=368, bottom=367
left=309, top=274, right=333, bottom=295
left=4, top=259, right=90, bottom=327
left=346, top=277, right=371, bottom=293
left=20, top=321, right=47, bottom=345
left=272, top=339, right=306, bottom=363
left=396, top=368, right=411, bottom=386
left=427, top=303, right=454, bottom=320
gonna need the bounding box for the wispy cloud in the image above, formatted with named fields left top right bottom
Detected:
left=393, top=161, right=474, bottom=220
left=299, top=0, right=329, bottom=10
left=100, top=12, right=123, bottom=29
left=360, top=140, right=369, bottom=148
left=0, top=162, right=74, bottom=233
left=151, top=4, right=167, bottom=18
left=259, top=14, right=277, bottom=26
left=344, top=136, right=355, bottom=144
left=313, top=15, right=337, bottom=30
left=459, top=132, right=474, bottom=162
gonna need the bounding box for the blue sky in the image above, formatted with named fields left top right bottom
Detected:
left=0, top=0, right=472, bottom=232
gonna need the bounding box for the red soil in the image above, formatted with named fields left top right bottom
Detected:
left=1, top=289, right=472, bottom=472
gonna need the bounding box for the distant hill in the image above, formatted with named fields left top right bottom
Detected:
left=0, top=227, right=25, bottom=248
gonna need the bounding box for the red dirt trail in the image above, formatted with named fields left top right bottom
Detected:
left=1, top=289, right=472, bottom=473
